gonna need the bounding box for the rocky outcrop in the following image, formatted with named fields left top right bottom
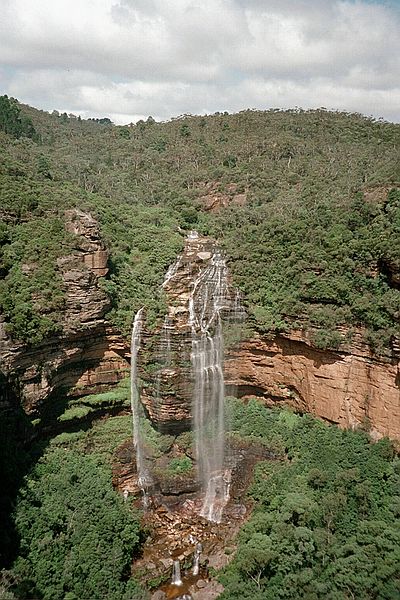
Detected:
left=0, top=210, right=129, bottom=417
left=225, top=329, right=400, bottom=440
left=138, top=234, right=400, bottom=441
left=1, top=213, right=399, bottom=442
left=197, top=182, right=247, bottom=212
left=140, top=232, right=242, bottom=433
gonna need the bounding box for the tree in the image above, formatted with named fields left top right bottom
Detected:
left=13, top=449, right=142, bottom=600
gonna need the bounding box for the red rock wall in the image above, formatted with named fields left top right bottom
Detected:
left=225, top=331, right=400, bottom=440
left=0, top=210, right=130, bottom=415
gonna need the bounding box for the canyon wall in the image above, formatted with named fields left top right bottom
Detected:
left=1, top=216, right=399, bottom=441
left=226, top=330, right=400, bottom=440
left=140, top=234, right=400, bottom=441
left=0, top=209, right=129, bottom=416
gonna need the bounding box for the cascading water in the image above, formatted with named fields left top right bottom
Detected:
left=130, top=307, right=152, bottom=507
left=171, top=560, right=183, bottom=586
left=147, top=231, right=245, bottom=521
left=189, top=247, right=242, bottom=522
left=192, top=543, right=202, bottom=576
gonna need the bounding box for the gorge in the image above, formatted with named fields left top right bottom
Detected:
left=1, top=103, right=399, bottom=599
left=1, top=211, right=399, bottom=442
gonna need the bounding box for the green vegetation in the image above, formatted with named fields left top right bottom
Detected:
left=2, top=101, right=399, bottom=597
left=218, top=187, right=400, bottom=352
left=0, top=96, right=38, bottom=140
left=57, top=378, right=131, bottom=424
left=139, top=417, right=175, bottom=458
left=10, top=448, right=145, bottom=600
left=166, top=455, right=193, bottom=475
left=3, top=414, right=148, bottom=599
left=0, top=102, right=399, bottom=349
left=219, top=399, right=400, bottom=599
left=50, top=414, right=133, bottom=462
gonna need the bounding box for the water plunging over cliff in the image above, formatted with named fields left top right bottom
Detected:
left=140, top=232, right=245, bottom=521
left=160, top=233, right=244, bottom=515
left=189, top=248, right=236, bottom=522
left=130, top=308, right=152, bottom=506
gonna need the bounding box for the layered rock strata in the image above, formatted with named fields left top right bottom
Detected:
left=139, top=235, right=399, bottom=441
left=0, top=210, right=129, bottom=416
left=225, top=330, right=400, bottom=441
left=140, top=232, right=242, bottom=434
left=1, top=213, right=399, bottom=442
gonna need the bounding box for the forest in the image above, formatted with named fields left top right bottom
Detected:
left=0, top=96, right=399, bottom=599
left=0, top=95, right=399, bottom=349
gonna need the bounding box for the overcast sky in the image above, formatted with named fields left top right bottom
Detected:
left=1, top=0, right=399, bottom=124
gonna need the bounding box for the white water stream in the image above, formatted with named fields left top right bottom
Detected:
left=130, top=307, right=152, bottom=508
left=132, top=232, right=244, bottom=522
left=189, top=247, right=243, bottom=522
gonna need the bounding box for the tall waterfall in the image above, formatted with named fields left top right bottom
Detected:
left=144, top=231, right=245, bottom=521
left=189, top=249, right=237, bottom=522
left=130, top=307, right=152, bottom=506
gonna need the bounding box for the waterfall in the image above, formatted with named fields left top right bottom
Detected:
left=130, top=307, right=152, bottom=507
left=148, top=231, right=245, bottom=521
left=189, top=248, right=236, bottom=522
left=192, top=543, right=202, bottom=576
left=171, top=560, right=183, bottom=586
left=160, top=315, right=172, bottom=367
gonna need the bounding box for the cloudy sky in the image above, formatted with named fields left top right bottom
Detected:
left=1, top=0, right=399, bottom=124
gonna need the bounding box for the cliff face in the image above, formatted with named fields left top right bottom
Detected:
left=140, top=232, right=244, bottom=436
left=1, top=216, right=399, bottom=441
left=139, top=233, right=400, bottom=441
left=142, top=234, right=227, bottom=432
left=0, top=210, right=129, bottom=416
left=226, top=330, right=400, bottom=440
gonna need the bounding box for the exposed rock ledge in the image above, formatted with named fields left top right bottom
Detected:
left=1, top=213, right=399, bottom=442
left=225, top=329, right=400, bottom=441
left=0, top=209, right=129, bottom=416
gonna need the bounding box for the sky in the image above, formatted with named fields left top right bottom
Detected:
left=0, top=0, right=399, bottom=124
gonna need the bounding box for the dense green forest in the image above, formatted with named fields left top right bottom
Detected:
left=0, top=97, right=399, bottom=598
left=220, top=399, right=400, bottom=599
left=2, top=399, right=399, bottom=599
left=0, top=95, right=399, bottom=349
left=0, top=414, right=146, bottom=600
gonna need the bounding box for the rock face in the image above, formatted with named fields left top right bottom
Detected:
left=197, top=182, right=247, bottom=213
left=1, top=213, right=399, bottom=443
left=140, top=232, right=242, bottom=434
left=0, top=209, right=129, bottom=416
left=225, top=330, right=400, bottom=440
left=139, top=234, right=400, bottom=441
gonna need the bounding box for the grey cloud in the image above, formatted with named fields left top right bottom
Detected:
left=0, top=0, right=399, bottom=122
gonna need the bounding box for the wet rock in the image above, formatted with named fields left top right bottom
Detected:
left=160, top=558, right=174, bottom=569
left=191, top=581, right=224, bottom=599
left=151, top=591, right=166, bottom=600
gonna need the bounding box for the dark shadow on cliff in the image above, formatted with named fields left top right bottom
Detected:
left=278, top=334, right=344, bottom=368
left=0, top=373, right=33, bottom=569
left=0, top=338, right=129, bottom=571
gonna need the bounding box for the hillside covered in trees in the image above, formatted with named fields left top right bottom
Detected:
left=1, top=96, right=399, bottom=351
left=1, top=97, right=400, bottom=599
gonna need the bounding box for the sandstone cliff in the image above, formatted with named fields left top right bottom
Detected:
left=0, top=209, right=129, bottom=416
left=140, top=232, right=242, bottom=434
left=225, top=329, right=400, bottom=441
left=1, top=217, right=399, bottom=441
